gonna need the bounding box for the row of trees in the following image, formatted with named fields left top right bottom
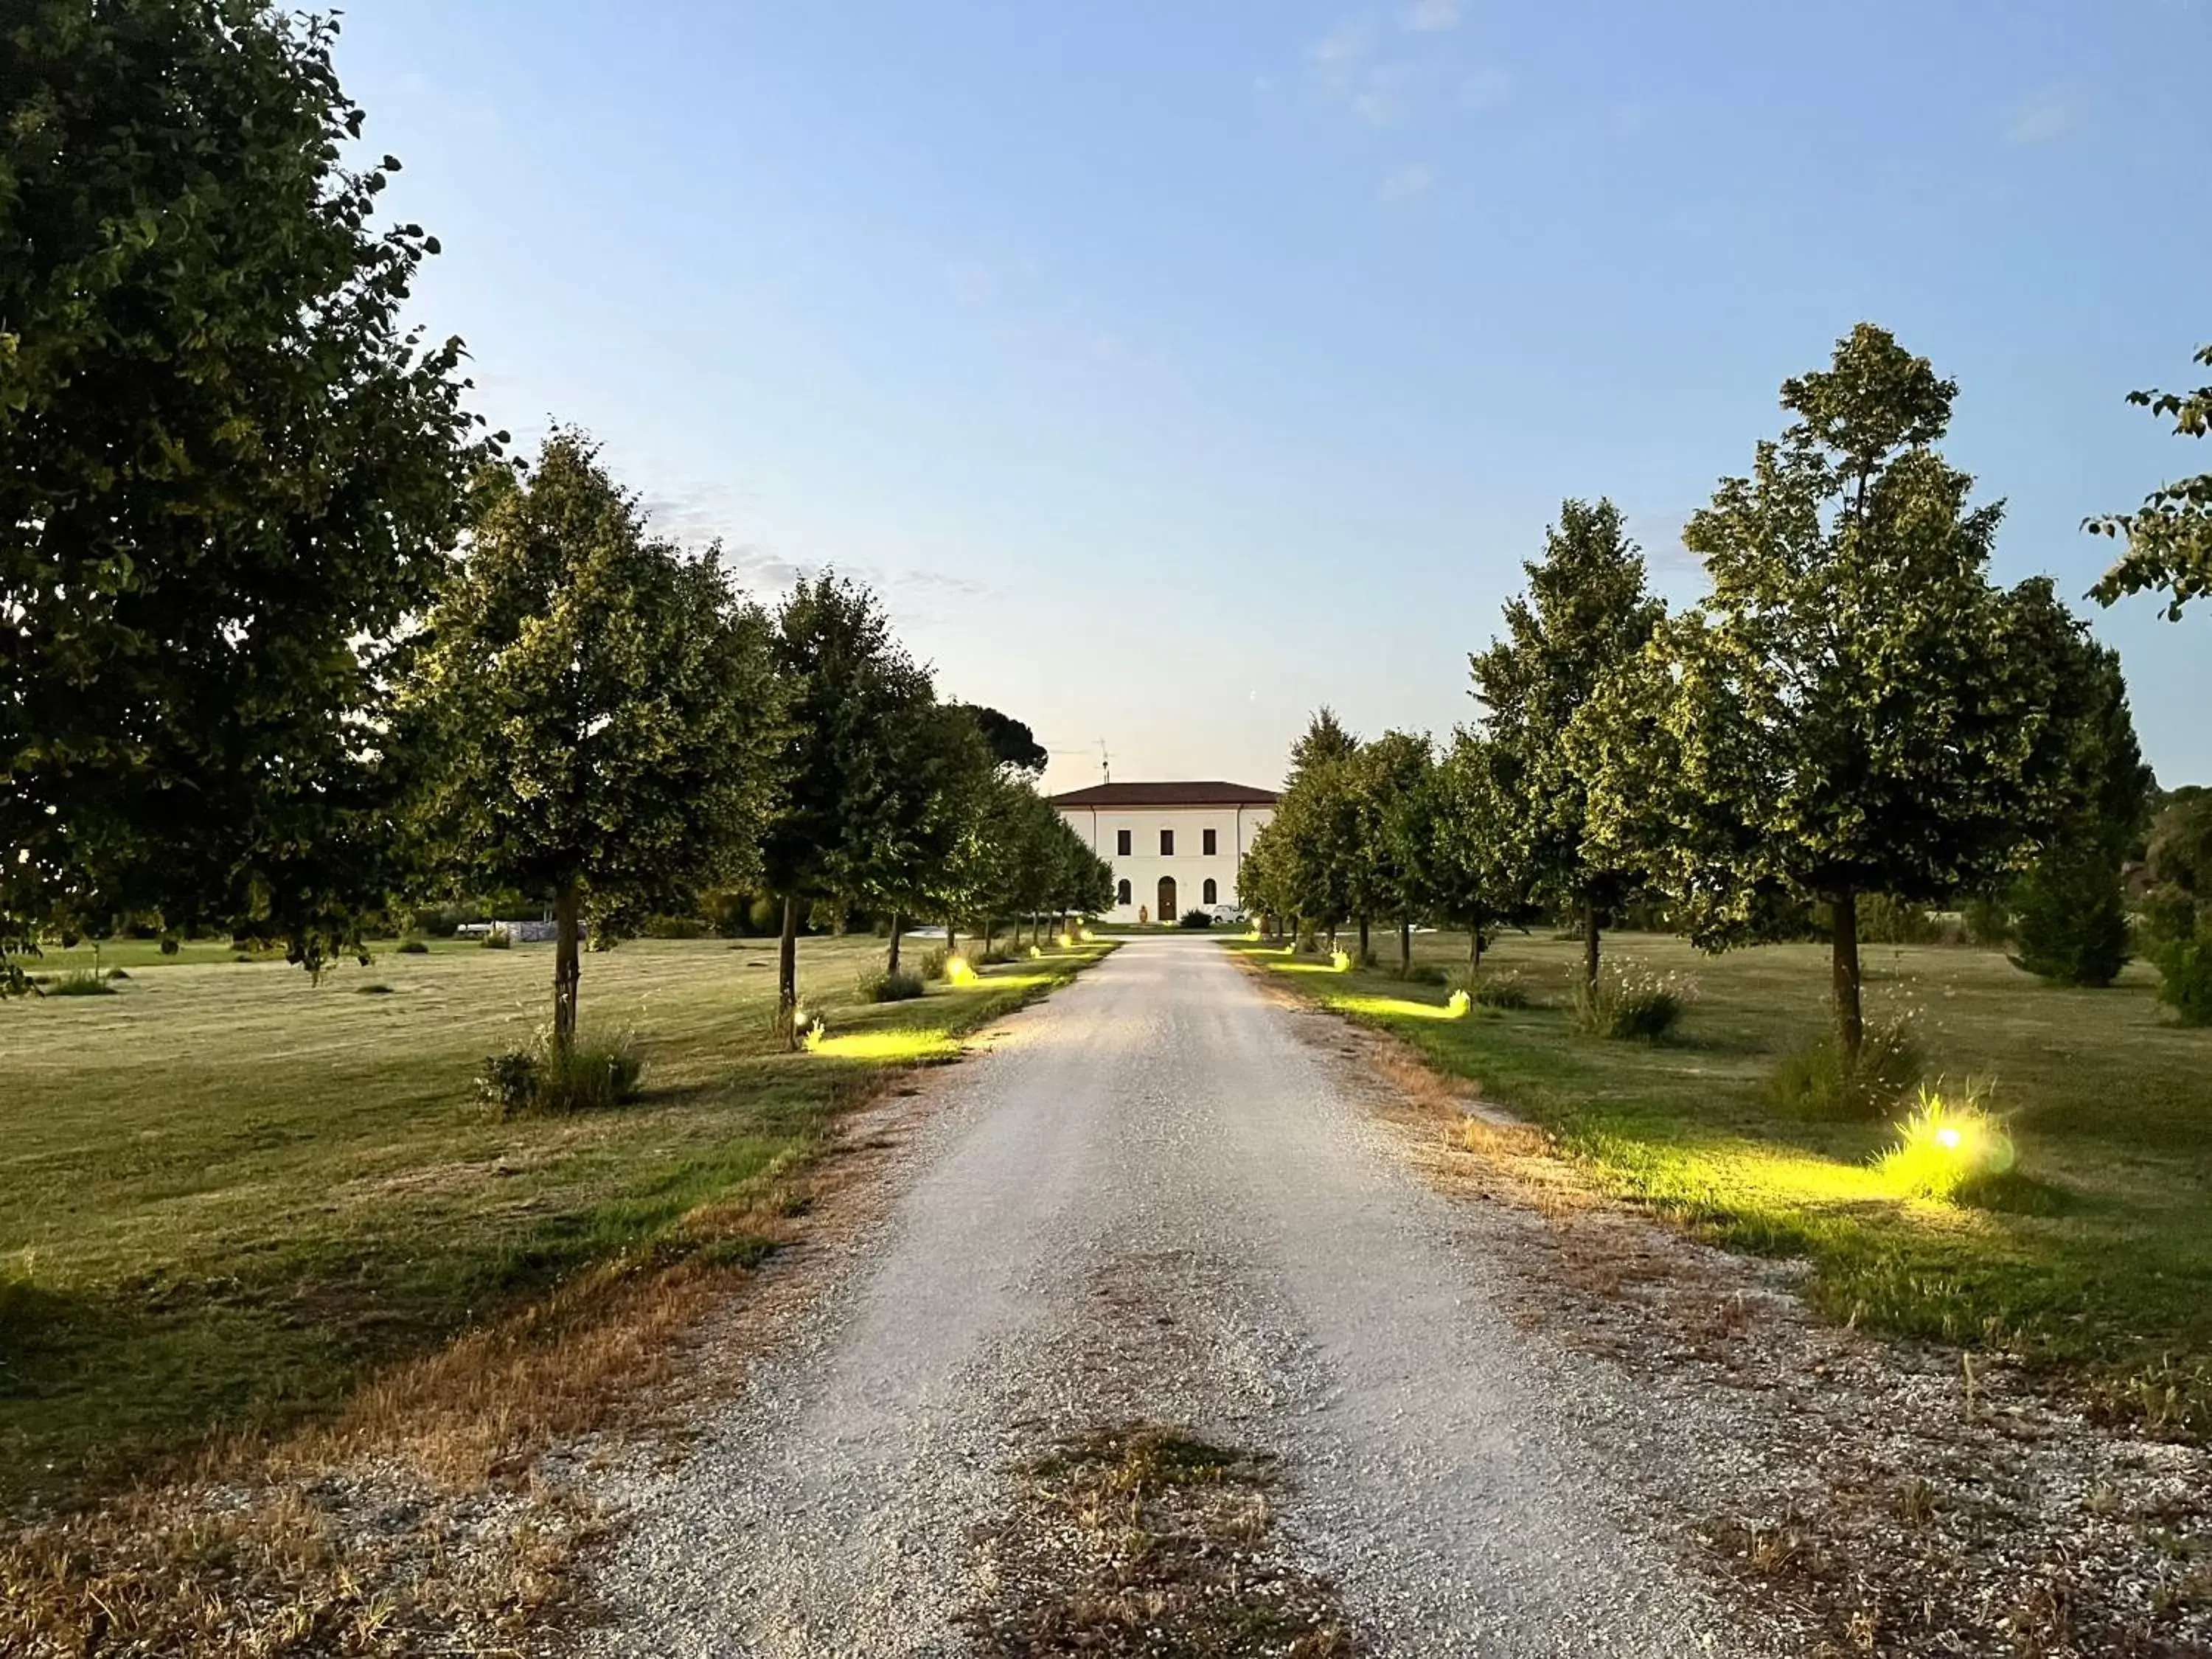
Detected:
left=0, top=5, right=1110, bottom=1051
left=1244, top=326, right=2174, bottom=1059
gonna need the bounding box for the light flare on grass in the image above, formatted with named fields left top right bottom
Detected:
left=1876, top=1082, right=2015, bottom=1203
left=807, top=1029, right=962, bottom=1062
left=1337, top=992, right=1467, bottom=1022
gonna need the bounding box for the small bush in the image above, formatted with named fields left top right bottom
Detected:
left=1768, top=1014, right=1924, bottom=1120
left=2153, top=916, right=2212, bottom=1026
left=1851, top=894, right=1944, bottom=945
left=979, top=947, right=1015, bottom=965
left=1961, top=894, right=2012, bottom=948
left=480, top=931, right=512, bottom=950
left=919, top=945, right=949, bottom=981
left=1392, top=963, right=1448, bottom=987
left=478, top=1032, right=644, bottom=1118
left=1179, top=908, right=1213, bottom=929
left=1446, top=967, right=1533, bottom=1009
left=44, top=969, right=117, bottom=997
left=397, top=939, right=431, bottom=955
left=859, top=967, right=927, bottom=1003
left=1876, top=1080, right=2017, bottom=1202
left=2009, top=838, right=2131, bottom=987
left=1571, top=961, right=1692, bottom=1040
left=641, top=914, right=709, bottom=940
left=105, top=967, right=128, bottom=981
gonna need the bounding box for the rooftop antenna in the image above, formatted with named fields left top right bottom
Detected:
left=1099, top=740, right=1111, bottom=785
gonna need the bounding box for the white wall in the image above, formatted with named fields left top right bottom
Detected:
left=1057, top=804, right=1274, bottom=922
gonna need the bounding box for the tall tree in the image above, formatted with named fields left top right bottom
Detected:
left=1583, top=325, right=2078, bottom=1058
left=762, top=575, right=933, bottom=1037
left=405, top=433, right=781, bottom=1052
left=1430, top=731, right=1534, bottom=978
left=1272, top=709, right=1363, bottom=949
left=956, top=705, right=1048, bottom=776
left=2005, top=593, right=2152, bottom=987
left=0, top=1, right=495, bottom=990
left=2088, top=342, right=2212, bottom=618
left=1470, top=498, right=1663, bottom=992
left=1354, top=730, right=1439, bottom=973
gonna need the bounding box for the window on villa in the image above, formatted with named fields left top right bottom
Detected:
left=1116, top=828, right=1131, bottom=856
left=1203, top=878, right=1218, bottom=905
left=1160, top=829, right=1175, bottom=856
left=1203, top=828, right=1217, bottom=856
left=1116, top=878, right=1132, bottom=905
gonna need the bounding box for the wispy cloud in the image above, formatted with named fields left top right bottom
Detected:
left=2004, top=86, right=2086, bottom=146
left=1309, top=22, right=1368, bottom=68
left=1379, top=162, right=1434, bottom=204
left=1402, top=0, right=1460, bottom=29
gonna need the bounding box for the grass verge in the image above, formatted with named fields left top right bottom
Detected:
left=1229, top=931, right=2212, bottom=1439
left=0, top=935, right=1114, bottom=1510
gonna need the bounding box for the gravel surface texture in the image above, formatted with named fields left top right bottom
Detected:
left=581, top=937, right=1760, bottom=1657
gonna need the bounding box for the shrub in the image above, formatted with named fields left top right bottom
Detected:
left=397, top=939, right=431, bottom=955
left=919, top=946, right=949, bottom=981
left=1446, top=967, right=1533, bottom=1009
left=1571, top=961, right=1692, bottom=1040
left=2009, top=838, right=2131, bottom=987
left=2153, top=917, right=2212, bottom=1027
left=1392, top=962, right=1448, bottom=987
left=1849, top=893, right=1944, bottom=945
left=859, top=967, right=927, bottom=1003
left=979, top=947, right=1015, bottom=965
left=478, top=1032, right=644, bottom=1119
left=641, top=914, right=709, bottom=940
left=480, top=931, right=512, bottom=950
left=1876, top=1080, right=2017, bottom=1202
left=44, top=969, right=116, bottom=997
left=105, top=967, right=128, bottom=981
left=1179, top=908, right=1213, bottom=929
left=1767, top=1014, right=1924, bottom=1121
left=747, top=895, right=782, bottom=935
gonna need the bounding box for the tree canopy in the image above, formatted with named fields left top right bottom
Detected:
left=0, top=0, right=495, bottom=987
left=2088, top=341, right=2212, bottom=619
left=403, top=432, right=780, bottom=1046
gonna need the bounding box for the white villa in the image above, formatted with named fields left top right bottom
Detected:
left=1052, top=780, right=1279, bottom=925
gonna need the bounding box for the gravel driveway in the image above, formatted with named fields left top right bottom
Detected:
left=582, top=936, right=1754, bottom=1656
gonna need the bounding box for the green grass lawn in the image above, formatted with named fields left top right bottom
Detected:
left=0, top=933, right=1110, bottom=1506
left=1229, top=929, right=2212, bottom=1436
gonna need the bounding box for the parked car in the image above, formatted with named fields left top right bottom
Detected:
left=1207, top=903, right=1247, bottom=926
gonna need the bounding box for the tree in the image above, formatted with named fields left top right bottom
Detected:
left=2087, top=342, right=2212, bottom=618
left=2005, top=599, right=2150, bottom=987
left=1353, top=730, right=1438, bottom=973
left=1270, top=709, right=1364, bottom=948
left=1430, top=731, right=1534, bottom=977
left=1585, top=325, right=2079, bottom=1059
left=405, top=433, right=781, bottom=1052
left=1470, top=498, right=1663, bottom=993
left=863, top=700, right=996, bottom=972
left=956, top=705, right=1048, bottom=776
left=1, top=1, right=495, bottom=990
left=762, top=575, right=933, bottom=1037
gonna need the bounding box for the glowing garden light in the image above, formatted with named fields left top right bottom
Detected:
left=1057, top=932, right=1074, bottom=948
left=1875, top=1082, right=2014, bottom=1203
left=1447, top=989, right=1472, bottom=1018
left=944, top=955, right=978, bottom=985
left=1331, top=949, right=1353, bottom=972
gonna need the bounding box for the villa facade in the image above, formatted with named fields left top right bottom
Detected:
left=1051, top=779, right=1279, bottom=925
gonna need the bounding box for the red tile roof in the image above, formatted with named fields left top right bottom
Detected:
left=1050, top=780, right=1280, bottom=807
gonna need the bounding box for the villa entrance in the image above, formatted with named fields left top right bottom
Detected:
left=1157, top=876, right=1177, bottom=922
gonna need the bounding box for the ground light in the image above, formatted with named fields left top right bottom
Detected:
left=944, top=955, right=978, bottom=985
left=1875, top=1082, right=2015, bottom=1202
left=1057, top=931, right=1075, bottom=948
left=1331, top=950, right=1352, bottom=972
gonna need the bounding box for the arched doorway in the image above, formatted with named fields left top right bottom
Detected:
left=1202, top=878, right=1217, bottom=906
left=1157, top=876, right=1177, bottom=922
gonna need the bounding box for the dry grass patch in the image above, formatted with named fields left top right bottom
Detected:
left=967, top=1425, right=1358, bottom=1658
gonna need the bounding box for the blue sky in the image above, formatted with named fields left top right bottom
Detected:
left=340, top=1, right=2211, bottom=794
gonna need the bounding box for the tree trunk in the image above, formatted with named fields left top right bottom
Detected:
left=1357, top=914, right=1370, bottom=963
left=777, top=894, right=799, bottom=1045
left=1398, top=919, right=1411, bottom=975
left=1582, top=902, right=1601, bottom=994
left=1832, top=888, right=1864, bottom=1062
left=984, top=919, right=996, bottom=958
left=946, top=914, right=959, bottom=960
left=1469, top=923, right=1483, bottom=977
left=552, top=882, right=582, bottom=1057
left=886, top=911, right=903, bottom=973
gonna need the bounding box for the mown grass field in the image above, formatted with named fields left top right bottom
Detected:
left=0, top=933, right=1109, bottom=1508
left=1228, top=929, right=2212, bottom=1436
